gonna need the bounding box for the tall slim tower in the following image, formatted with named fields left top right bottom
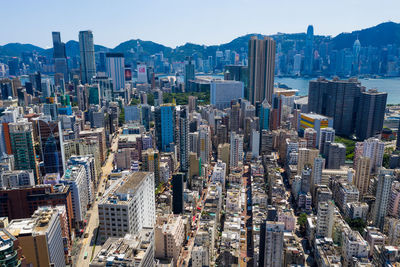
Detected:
left=179, top=106, right=189, bottom=172
left=184, top=57, right=195, bottom=91
left=372, top=169, right=394, bottom=230
left=106, top=53, right=125, bottom=92
left=52, top=32, right=69, bottom=82
left=261, top=221, right=284, bottom=267
left=355, top=89, right=387, bottom=140
left=304, top=25, right=314, bottom=75
left=79, top=30, right=96, bottom=84
left=248, top=36, right=276, bottom=105
left=9, top=122, right=36, bottom=173
left=353, top=156, right=371, bottom=197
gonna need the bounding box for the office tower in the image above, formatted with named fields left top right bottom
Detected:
left=43, top=103, right=58, bottom=121
left=248, top=36, right=276, bottom=105
left=230, top=102, right=240, bottom=132
left=184, top=57, right=195, bottom=91
left=224, top=65, right=249, bottom=98
left=259, top=99, right=271, bottom=131
left=198, top=125, right=211, bottom=165
left=189, top=152, right=201, bottom=182
left=353, top=156, right=371, bottom=198
left=38, top=119, right=65, bottom=176
left=88, top=84, right=100, bottom=105
left=52, top=32, right=69, bottom=82
left=354, top=138, right=384, bottom=173
left=230, top=132, right=243, bottom=168
left=7, top=207, right=66, bottom=267
left=355, top=89, right=387, bottom=140
left=155, top=104, right=176, bottom=152
left=153, top=89, right=163, bottom=106
left=304, top=25, right=314, bottom=75
left=8, top=122, right=37, bottom=175
left=76, top=84, right=87, bottom=111
left=372, top=169, right=394, bottom=230
left=91, top=228, right=154, bottom=267
left=106, top=52, right=125, bottom=92
left=260, top=221, right=284, bottom=267
left=325, top=142, right=346, bottom=169
left=251, top=130, right=260, bottom=158
left=210, top=80, right=244, bottom=110
left=98, top=172, right=155, bottom=241
left=316, top=201, right=335, bottom=238
left=172, top=173, right=184, bottom=214
left=297, top=148, right=319, bottom=175
left=308, top=78, right=363, bottom=136
left=319, top=127, right=335, bottom=154
left=179, top=106, right=189, bottom=172
left=79, top=30, right=96, bottom=84
left=141, top=148, right=160, bottom=187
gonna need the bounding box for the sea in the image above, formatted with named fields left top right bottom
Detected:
left=275, top=77, right=400, bottom=105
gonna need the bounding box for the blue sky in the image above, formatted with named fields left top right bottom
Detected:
left=1, top=0, right=399, bottom=48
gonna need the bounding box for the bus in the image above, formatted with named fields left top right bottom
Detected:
left=84, top=252, right=88, bottom=259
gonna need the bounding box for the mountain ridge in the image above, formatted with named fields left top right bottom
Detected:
left=0, top=21, right=399, bottom=61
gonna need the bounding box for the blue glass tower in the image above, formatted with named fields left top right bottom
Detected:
left=155, top=104, right=176, bottom=152
left=260, top=99, right=271, bottom=130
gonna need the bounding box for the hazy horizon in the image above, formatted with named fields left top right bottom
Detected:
left=1, top=0, right=399, bottom=48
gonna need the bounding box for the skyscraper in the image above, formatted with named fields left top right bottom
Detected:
left=155, top=104, right=176, bottom=152
left=316, top=201, right=335, bottom=238
left=259, top=99, right=271, bottom=131
left=304, top=25, right=314, bottom=75
left=372, top=169, right=394, bottom=230
left=325, top=142, right=346, bottom=169
left=172, top=173, right=184, bottom=214
left=248, top=36, right=276, bottom=105
left=9, top=122, right=37, bottom=176
left=38, top=119, right=65, bottom=176
left=79, top=30, right=96, bottom=84
left=105, top=53, right=125, bottom=92
left=179, top=106, right=189, bottom=172
left=184, top=57, right=195, bottom=91
left=308, top=78, right=363, bottom=137
left=52, top=32, right=69, bottom=82
left=319, top=127, right=335, bottom=155
left=230, top=102, right=240, bottom=133
left=355, top=89, right=387, bottom=140
left=198, top=125, right=211, bottom=165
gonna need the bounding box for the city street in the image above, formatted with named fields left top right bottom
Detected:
left=74, top=132, right=120, bottom=266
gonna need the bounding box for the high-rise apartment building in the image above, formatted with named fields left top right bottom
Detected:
left=355, top=89, right=387, bottom=140
left=325, top=142, right=346, bottom=169
left=316, top=201, right=335, bottom=238
left=230, top=102, right=240, bottom=133
left=178, top=106, right=189, bottom=172
left=230, top=132, right=243, bottom=168
left=260, top=221, right=284, bottom=267
left=248, top=36, right=276, bottom=105
left=79, top=30, right=96, bottom=84
left=141, top=148, right=160, bottom=187
left=354, top=138, right=384, bottom=173
left=372, top=169, right=394, bottom=230
left=198, top=125, right=211, bottom=165
left=319, top=127, right=335, bottom=154
left=172, top=173, right=184, bottom=214
left=353, top=156, right=371, bottom=197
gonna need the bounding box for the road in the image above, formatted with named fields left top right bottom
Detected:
left=177, top=170, right=212, bottom=267
left=74, top=131, right=120, bottom=266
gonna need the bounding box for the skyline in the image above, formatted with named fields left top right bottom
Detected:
left=1, top=0, right=399, bottom=48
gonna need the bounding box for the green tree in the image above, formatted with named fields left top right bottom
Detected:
left=345, top=218, right=366, bottom=234
left=297, top=213, right=308, bottom=237
left=118, top=107, right=125, bottom=126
